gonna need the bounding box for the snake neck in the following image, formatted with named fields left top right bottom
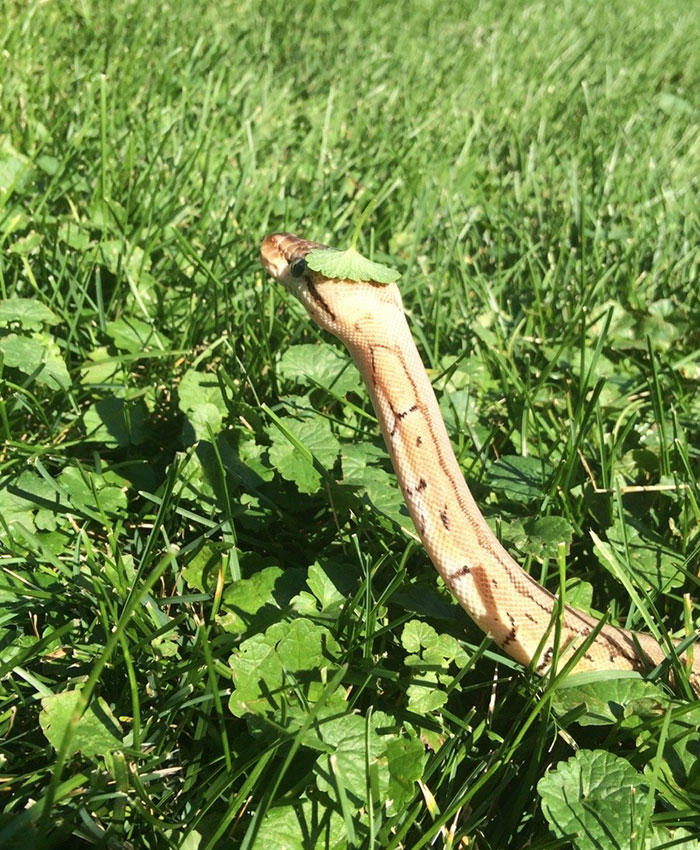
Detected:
left=346, top=310, right=485, bottom=564
left=343, top=304, right=549, bottom=663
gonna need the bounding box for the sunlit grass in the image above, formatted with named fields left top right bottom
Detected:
left=1, top=0, right=700, bottom=847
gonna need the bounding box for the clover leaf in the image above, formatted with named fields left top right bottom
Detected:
left=306, top=246, right=400, bottom=284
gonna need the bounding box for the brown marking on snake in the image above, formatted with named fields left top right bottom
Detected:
left=390, top=402, right=419, bottom=435
left=536, top=647, right=554, bottom=672
left=397, top=403, right=418, bottom=419
left=450, top=564, right=471, bottom=580
left=440, top=507, right=450, bottom=530
left=416, top=435, right=423, bottom=447
left=502, top=613, right=517, bottom=647
left=369, top=343, right=419, bottom=395
left=416, top=478, right=427, bottom=492
left=306, top=278, right=336, bottom=321
left=369, top=346, right=380, bottom=388
left=471, top=563, right=497, bottom=614
left=519, top=587, right=552, bottom=615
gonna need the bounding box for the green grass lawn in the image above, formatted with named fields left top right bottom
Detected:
left=2, top=0, right=700, bottom=847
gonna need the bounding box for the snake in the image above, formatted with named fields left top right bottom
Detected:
left=260, top=232, right=700, bottom=696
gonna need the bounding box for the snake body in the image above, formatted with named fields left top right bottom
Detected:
left=261, top=232, right=700, bottom=695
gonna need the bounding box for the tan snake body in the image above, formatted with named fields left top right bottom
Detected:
left=260, top=232, right=700, bottom=696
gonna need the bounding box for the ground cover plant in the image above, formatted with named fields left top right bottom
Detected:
left=1, top=0, right=700, bottom=847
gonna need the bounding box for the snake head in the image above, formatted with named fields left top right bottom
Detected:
left=260, top=233, right=327, bottom=294
left=260, top=232, right=403, bottom=342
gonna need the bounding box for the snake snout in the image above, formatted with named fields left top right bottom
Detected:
left=260, top=233, right=292, bottom=281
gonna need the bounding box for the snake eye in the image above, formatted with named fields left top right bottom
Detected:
left=289, top=257, right=307, bottom=278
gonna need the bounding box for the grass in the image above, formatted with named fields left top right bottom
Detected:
left=1, top=0, right=700, bottom=847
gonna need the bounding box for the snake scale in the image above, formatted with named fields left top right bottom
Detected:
left=261, top=232, right=700, bottom=696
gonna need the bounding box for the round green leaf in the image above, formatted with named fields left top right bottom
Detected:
left=538, top=750, right=649, bottom=850
left=40, top=690, right=123, bottom=758
left=0, top=298, right=59, bottom=329
left=306, top=246, right=400, bottom=284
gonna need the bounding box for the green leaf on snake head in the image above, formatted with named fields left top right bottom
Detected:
left=305, top=246, right=400, bottom=284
